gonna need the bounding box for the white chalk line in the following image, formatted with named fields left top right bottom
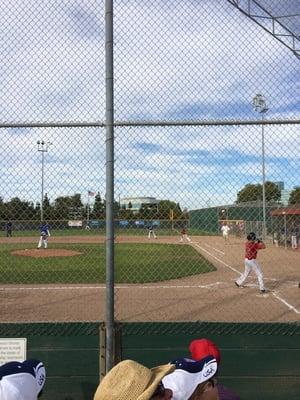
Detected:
left=194, top=243, right=240, bottom=274
left=194, top=243, right=300, bottom=315
left=1, top=241, right=299, bottom=315
left=272, top=292, right=300, bottom=314
left=0, top=283, right=223, bottom=291
left=1, top=284, right=299, bottom=315
left=203, top=243, right=225, bottom=255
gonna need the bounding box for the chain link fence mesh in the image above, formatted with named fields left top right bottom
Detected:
left=1, top=0, right=299, bottom=324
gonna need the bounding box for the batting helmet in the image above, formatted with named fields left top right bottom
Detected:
left=247, top=232, right=256, bottom=241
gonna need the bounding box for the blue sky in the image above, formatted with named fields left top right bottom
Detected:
left=1, top=0, right=300, bottom=210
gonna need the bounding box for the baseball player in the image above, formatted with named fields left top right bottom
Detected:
left=235, top=232, right=266, bottom=293
left=147, top=224, right=157, bottom=239
left=221, top=223, right=230, bottom=241
left=180, top=228, right=191, bottom=242
left=0, top=358, right=46, bottom=400
left=5, top=221, right=13, bottom=237
left=291, top=224, right=299, bottom=249
left=37, top=222, right=51, bottom=249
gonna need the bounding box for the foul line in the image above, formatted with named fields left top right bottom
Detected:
left=272, top=291, right=300, bottom=314
left=194, top=243, right=300, bottom=316
left=203, top=243, right=225, bottom=255
left=0, top=283, right=223, bottom=291
left=194, top=243, right=240, bottom=274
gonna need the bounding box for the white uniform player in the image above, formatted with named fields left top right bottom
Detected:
left=180, top=228, right=191, bottom=242
left=221, top=224, right=230, bottom=241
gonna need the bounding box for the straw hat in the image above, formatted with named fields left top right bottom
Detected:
left=94, top=359, right=175, bottom=400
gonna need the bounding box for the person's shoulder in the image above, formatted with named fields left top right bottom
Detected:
left=217, top=383, right=241, bottom=400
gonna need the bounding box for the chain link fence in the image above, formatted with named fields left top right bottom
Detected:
left=1, top=0, right=300, bottom=325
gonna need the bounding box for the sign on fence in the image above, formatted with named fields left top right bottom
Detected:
left=68, top=220, right=83, bottom=227
left=0, top=338, right=27, bottom=364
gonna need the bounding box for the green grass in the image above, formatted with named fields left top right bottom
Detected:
left=0, top=243, right=216, bottom=284
left=2, top=228, right=215, bottom=237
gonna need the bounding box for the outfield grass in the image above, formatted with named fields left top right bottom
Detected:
left=2, top=228, right=215, bottom=237
left=0, top=243, right=216, bottom=284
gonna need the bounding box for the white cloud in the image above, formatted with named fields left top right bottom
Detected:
left=0, top=0, right=299, bottom=209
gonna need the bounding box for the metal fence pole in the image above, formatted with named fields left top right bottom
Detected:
left=261, top=113, right=267, bottom=239
left=41, top=150, right=45, bottom=222
left=283, top=212, right=287, bottom=249
left=105, top=0, right=115, bottom=373
left=253, top=94, right=268, bottom=240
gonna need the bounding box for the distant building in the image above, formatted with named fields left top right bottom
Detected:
left=281, top=189, right=291, bottom=206
left=120, top=197, right=159, bottom=214
left=274, top=181, right=284, bottom=190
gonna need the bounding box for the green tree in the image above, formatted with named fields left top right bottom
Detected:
left=53, top=194, right=83, bottom=220
left=157, top=200, right=182, bottom=219
left=138, top=204, right=158, bottom=219
left=118, top=208, right=134, bottom=220
left=289, top=187, right=300, bottom=204
left=236, top=182, right=281, bottom=203
left=35, top=202, right=41, bottom=218
left=0, top=196, right=5, bottom=220
left=92, top=192, right=105, bottom=218
left=42, top=193, right=52, bottom=219
left=236, top=184, right=261, bottom=202
left=264, top=182, right=281, bottom=202
left=5, top=197, right=36, bottom=220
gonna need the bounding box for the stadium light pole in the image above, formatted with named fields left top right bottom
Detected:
left=253, top=94, right=268, bottom=240
left=37, top=140, right=52, bottom=222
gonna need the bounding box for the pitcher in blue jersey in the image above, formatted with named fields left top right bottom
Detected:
left=37, top=222, right=51, bottom=249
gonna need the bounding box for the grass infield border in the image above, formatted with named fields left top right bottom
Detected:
left=0, top=243, right=216, bottom=284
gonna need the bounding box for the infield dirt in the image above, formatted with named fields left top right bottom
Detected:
left=0, top=234, right=299, bottom=323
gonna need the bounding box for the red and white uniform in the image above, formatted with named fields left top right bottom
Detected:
left=180, top=228, right=191, bottom=242
left=236, top=241, right=265, bottom=291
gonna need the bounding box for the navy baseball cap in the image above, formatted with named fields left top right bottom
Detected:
left=162, top=355, right=218, bottom=399
left=0, top=359, right=46, bottom=400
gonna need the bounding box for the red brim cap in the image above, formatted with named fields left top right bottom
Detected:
left=189, top=338, right=221, bottom=364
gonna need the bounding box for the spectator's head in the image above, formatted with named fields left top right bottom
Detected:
left=162, top=355, right=218, bottom=400
left=189, top=376, right=219, bottom=400
left=93, top=359, right=175, bottom=400
left=0, top=359, right=46, bottom=400
left=189, top=338, right=221, bottom=365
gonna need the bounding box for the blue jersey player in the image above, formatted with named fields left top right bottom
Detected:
left=37, top=222, right=51, bottom=249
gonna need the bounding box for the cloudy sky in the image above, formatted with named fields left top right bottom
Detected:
left=1, top=0, right=300, bottom=210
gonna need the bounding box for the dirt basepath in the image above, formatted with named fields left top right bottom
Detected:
left=0, top=235, right=299, bottom=323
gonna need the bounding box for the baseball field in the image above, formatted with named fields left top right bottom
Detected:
left=0, top=233, right=299, bottom=323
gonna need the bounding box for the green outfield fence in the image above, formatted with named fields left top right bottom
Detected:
left=1, top=0, right=300, bottom=398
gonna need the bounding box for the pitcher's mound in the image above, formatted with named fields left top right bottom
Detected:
left=11, top=249, right=82, bottom=258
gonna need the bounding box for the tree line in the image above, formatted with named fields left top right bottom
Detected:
left=1, top=183, right=299, bottom=221
left=236, top=182, right=300, bottom=204
left=0, top=193, right=186, bottom=221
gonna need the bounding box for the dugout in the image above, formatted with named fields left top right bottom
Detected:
left=270, top=206, right=300, bottom=247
